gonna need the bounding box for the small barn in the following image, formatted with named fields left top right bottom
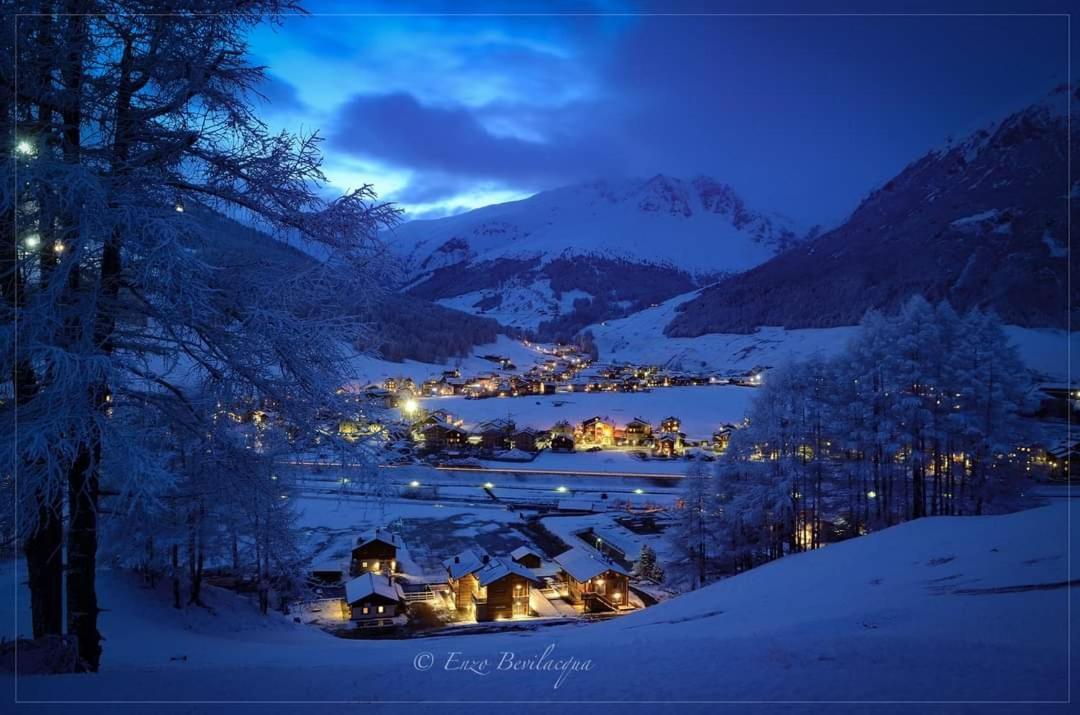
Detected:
left=350, top=528, right=404, bottom=576
left=555, top=547, right=632, bottom=613
left=510, top=545, right=543, bottom=569
left=344, top=572, right=407, bottom=623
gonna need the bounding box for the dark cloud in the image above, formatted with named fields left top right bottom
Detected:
left=253, top=73, right=308, bottom=113
left=329, top=92, right=626, bottom=188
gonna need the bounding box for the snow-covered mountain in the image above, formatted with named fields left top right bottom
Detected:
left=384, top=176, right=812, bottom=335
left=666, top=83, right=1078, bottom=336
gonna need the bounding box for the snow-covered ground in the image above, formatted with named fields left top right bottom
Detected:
left=590, top=290, right=1077, bottom=382
left=345, top=335, right=548, bottom=387
left=4, top=501, right=1075, bottom=708
left=421, top=385, right=755, bottom=439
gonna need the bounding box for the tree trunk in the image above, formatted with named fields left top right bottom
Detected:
left=172, top=543, right=181, bottom=609
left=24, top=497, right=64, bottom=638
left=66, top=440, right=101, bottom=671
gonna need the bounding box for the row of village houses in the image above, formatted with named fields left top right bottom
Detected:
left=408, top=410, right=739, bottom=458
left=319, top=527, right=634, bottom=628
left=366, top=360, right=764, bottom=403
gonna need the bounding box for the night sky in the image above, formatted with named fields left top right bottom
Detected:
left=247, top=3, right=1070, bottom=225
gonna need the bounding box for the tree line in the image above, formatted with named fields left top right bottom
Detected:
left=671, top=298, right=1032, bottom=587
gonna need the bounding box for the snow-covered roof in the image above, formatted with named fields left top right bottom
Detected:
left=510, top=545, right=542, bottom=561
left=475, top=557, right=542, bottom=587
left=356, top=528, right=404, bottom=550
left=494, top=448, right=534, bottom=462
left=309, top=561, right=344, bottom=574
left=344, top=572, right=405, bottom=605
left=442, top=548, right=490, bottom=579
left=555, top=547, right=630, bottom=581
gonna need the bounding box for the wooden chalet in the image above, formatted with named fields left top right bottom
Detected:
left=623, top=417, right=653, bottom=446
left=350, top=528, right=404, bottom=576
left=344, top=572, right=407, bottom=623
left=472, top=557, right=542, bottom=621
left=419, top=420, right=469, bottom=450
left=555, top=547, right=632, bottom=613
left=578, top=416, right=615, bottom=446
left=712, top=423, right=736, bottom=452
left=478, top=418, right=515, bottom=452
left=510, top=545, right=543, bottom=569
left=1047, top=438, right=1080, bottom=481
left=510, top=427, right=540, bottom=453
left=443, top=549, right=490, bottom=614
left=653, top=431, right=684, bottom=458
left=660, top=416, right=681, bottom=433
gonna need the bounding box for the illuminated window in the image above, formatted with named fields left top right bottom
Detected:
left=361, top=561, right=368, bottom=568
left=372, top=561, right=380, bottom=571
left=377, top=605, right=385, bottom=614
left=362, top=606, right=369, bottom=615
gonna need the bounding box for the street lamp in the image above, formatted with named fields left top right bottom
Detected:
left=15, top=139, right=34, bottom=157
left=401, top=398, right=419, bottom=417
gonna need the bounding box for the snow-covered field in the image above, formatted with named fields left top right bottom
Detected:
left=590, top=290, right=1077, bottom=382
left=345, top=335, right=547, bottom=387
left=4, top=501, right=1075, bottom=709
left=421, top=385, right=756, bottom=439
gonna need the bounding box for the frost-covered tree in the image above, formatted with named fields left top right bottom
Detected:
left=689, top=297, right=1031, bottom=582
left=633, top=543, right=663, bottom=583
left=2, top=2, right=397, bottom=670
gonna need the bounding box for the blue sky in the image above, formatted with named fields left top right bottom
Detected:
left=247, top=2, right=1071, bottom=225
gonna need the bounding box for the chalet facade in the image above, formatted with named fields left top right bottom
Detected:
left=510, top=427, right=540, bottom=453
left=478, top=419, right=515, bottom=452
left=350, top=528, right=404, bottom=576
left=344, top=572, right=407, bottom=623
left=420, top=421, right=469, bottom=451
left=653, top=431, right=684, bottom=457
left=578, top=416, right=615, bottom=446
left=623, top=418, right=652, bottom=446
left=660, top=416, right=681, bottom=433
left=443, top=549, right=490, bottom=614
left=555, top=547, right=632, bottom=613
left=472, top=557, right=542, bottom=621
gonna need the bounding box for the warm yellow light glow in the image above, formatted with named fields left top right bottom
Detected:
left=409, top=480, right=420, bottom=488
left=372, top=561, right=380, bottom=571
left=867, top=490, right=877, bottom=499
left=556, top=486, right=568, bottom=493
left=52, top=240, right=65, bottom=254
left=483, top=482, right=495, bottom=489
left=401, top=398, right=419, bottom=415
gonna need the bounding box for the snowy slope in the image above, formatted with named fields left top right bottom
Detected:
left=389, top=175, right=804, bottom=276
left=5, top=501, right=1075, bottom=707
left=591, top=289, right=1078, bottom=382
